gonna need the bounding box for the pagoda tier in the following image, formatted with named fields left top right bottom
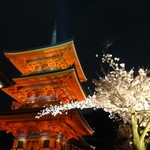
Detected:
left=0, top=109, right=93, bottom=139
left=4, top=40, right=87, bottom=82
left=0, top=109, right=94, bottom=150
left=2, top=67, right=86, bottom=110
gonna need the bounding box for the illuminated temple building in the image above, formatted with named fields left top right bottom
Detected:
left=0, top=40, right=94, bottom=150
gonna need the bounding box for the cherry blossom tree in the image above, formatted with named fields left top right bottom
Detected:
left=92, top=53, right=150, bottom=150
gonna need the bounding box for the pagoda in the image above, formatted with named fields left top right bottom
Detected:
left=0, top=40, right=94, bottom=150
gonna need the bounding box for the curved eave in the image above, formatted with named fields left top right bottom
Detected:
left=13, top=68, right=83, bottom=86
left=4, top=40, right=74, bottom=55
left=75, top=109, right=94, bottom=135
left=4, top=40, right=87, bottom=82
left=2, top=68, right=86, bottom=103
left=64, top=109, right=94, bottom=138
left=71, top=42, right=87, bottom=82
left=0, top=109, right=94, bottom=141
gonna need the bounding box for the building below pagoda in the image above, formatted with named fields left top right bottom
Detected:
left=0, top=40, right=94, bottom=150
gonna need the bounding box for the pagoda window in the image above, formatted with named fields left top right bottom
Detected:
left=43, top=140, right=50, bottom=148
left=17, top=141, right=23, bottom=148
left=67, top=143, right=71, bottom=150
left=60, top=144, right=65, bottom=150
left=54, top=140, right=57, bottom=148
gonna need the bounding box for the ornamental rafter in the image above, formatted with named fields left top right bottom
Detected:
left=10, top=82, right=74, bottom=109
left=26, top=54, right=69, bottom=75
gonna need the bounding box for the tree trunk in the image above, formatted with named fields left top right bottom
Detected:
left=133, top=140, right=146, bottom=150
left=131, top=113, right=146, bottom=150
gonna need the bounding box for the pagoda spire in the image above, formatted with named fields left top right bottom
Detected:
left=51, top=21, right=57, bottom=45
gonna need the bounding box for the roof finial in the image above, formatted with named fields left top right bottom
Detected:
left=51, top=21, right=57, bottom=45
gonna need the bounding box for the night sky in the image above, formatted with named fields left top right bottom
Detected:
left=0, top=0, right=150, bottom=150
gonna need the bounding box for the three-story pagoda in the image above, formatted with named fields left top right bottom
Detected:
left=0, top=40, right=94, bottom=150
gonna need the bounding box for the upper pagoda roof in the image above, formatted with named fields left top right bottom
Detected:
left=4, top=40, right=87, bottom=82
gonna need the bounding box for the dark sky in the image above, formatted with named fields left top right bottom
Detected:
left=0, top=0, right=150, bottom=149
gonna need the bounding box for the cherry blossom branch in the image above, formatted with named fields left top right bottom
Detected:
left=140, top=121, right=150, bottom=142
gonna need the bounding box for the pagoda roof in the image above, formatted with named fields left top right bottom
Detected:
left=2, top=68, right=86, bottom=104
left=0, top=109, right=94, bottom=139
left=4, top=40, right=87, bottom=82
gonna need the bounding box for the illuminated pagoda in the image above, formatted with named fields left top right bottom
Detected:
left=0, top=40, right=94, bottom=150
